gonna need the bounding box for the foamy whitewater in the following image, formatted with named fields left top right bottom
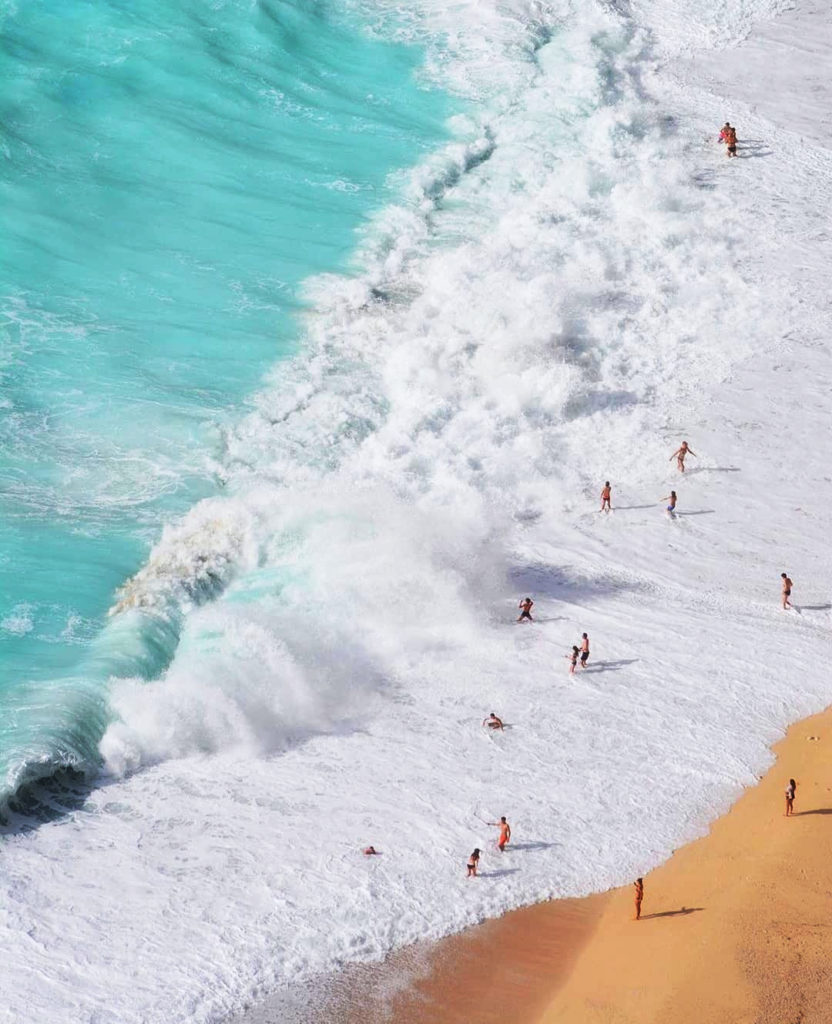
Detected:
left=2, top=0, right=832, bottom=1021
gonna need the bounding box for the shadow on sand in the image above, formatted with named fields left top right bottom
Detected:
left=640, top=907, right=704, bottom=920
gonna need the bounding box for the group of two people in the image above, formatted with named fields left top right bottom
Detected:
left=719, top=121, right=738, bottom=157
left=467, top=817, right=511, bottom=876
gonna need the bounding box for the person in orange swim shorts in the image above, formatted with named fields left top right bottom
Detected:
left=488, top=816, right=511, bottom=852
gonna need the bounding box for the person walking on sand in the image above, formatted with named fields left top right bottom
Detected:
left=579, top=632, right=590, bottom=668
left=600, top=481, right=612, bottom=512
left=518, top=596, right=534, bottom=623
left=661, top=491, right=677, bottom=516
left=781, top=572, right=793, bottom=610
left=467, top=848, right=481, bottom=877
left=634, top=878, right=644, bottom=920
left=670, top=441, right=696, bottom=472
left=483, top=712, right=504, bottom=731
left=785, top=778, right=797, bottom=816
left=565, top=645, right=579, bottom=674
left=488, top=816, right=511, bottom=852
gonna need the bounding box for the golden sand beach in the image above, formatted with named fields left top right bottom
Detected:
left=540, top=707, right=832, bottom=1024
left=323, top=707, right=832, bottom=1024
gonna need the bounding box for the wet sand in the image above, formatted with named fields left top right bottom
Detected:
left=230, top=891, right=608, bottom=1023
left=541, top=707, right=832, bottom=1024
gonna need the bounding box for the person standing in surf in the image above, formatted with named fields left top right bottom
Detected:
left=781, top=572, right=793, bottom=610
left=718, top=121, right=732, bottom=144
left=724, top=123, right=738, bottom=157
left=579, top=632, right=590, bottom=668
left=670, top=441, right=696, bottom=472
left=600, top=481, right=612, bottom=512
left=661, top=491, right=677, bottom=516
left=467, top=849, right=481, bottom=877
left=488, top=817, right=511, bottom=852
left=517, top=596, right=534, bottom=623
left=566, top=645, right=579, bottom=674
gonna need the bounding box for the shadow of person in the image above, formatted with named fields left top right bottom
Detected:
left=583, top=659, right=639, bottom=673
left=794, top=808, right=832, bottom=816
left=640, top=907, right=704, bottom=920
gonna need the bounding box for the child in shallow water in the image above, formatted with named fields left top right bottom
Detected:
left=467, top=849, right=480, bottom=877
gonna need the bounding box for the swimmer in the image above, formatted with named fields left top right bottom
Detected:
left=600, top=481, right=612, bottom=512
left=487, top=816, right=511, bottom=852
left=483, top=712, right=504, bottom=731
left=579, top=632, right=590, bottom=668
left=363, top=846, right=379, bottom=856
left=784, top=778, right=797, bottom=817
left=781, top=572, right=793, bottom=610
left=669, top=441, right=696, bottom=473
left=467, top=848, right=481, bottom=877
left=661, top=491, right=677, bottom=516
left=634, top=878, right=644, bottom=920
left=566, top=645, right=579, bottom=674
left=518, top=596, right=534, bottom=623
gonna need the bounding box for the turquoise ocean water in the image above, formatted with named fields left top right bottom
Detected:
left=0, top=0, right=450, bottom=802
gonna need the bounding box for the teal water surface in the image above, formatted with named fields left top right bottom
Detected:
left=0, top=0, right=451, bottom=797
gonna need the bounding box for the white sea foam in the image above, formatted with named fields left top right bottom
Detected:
left=3, top=0, right=832, bottom=1022
left=0, top=605, right=34, bottom=636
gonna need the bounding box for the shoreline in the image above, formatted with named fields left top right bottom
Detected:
left=540, top=705, right=832, bottom=1022
left=234, top=707, right=832, bottom=1024
left=230, top=891, right=610, bottom=1024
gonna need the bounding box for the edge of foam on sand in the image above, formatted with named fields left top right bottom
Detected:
left=539, top=706, right=832, bottom=1024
